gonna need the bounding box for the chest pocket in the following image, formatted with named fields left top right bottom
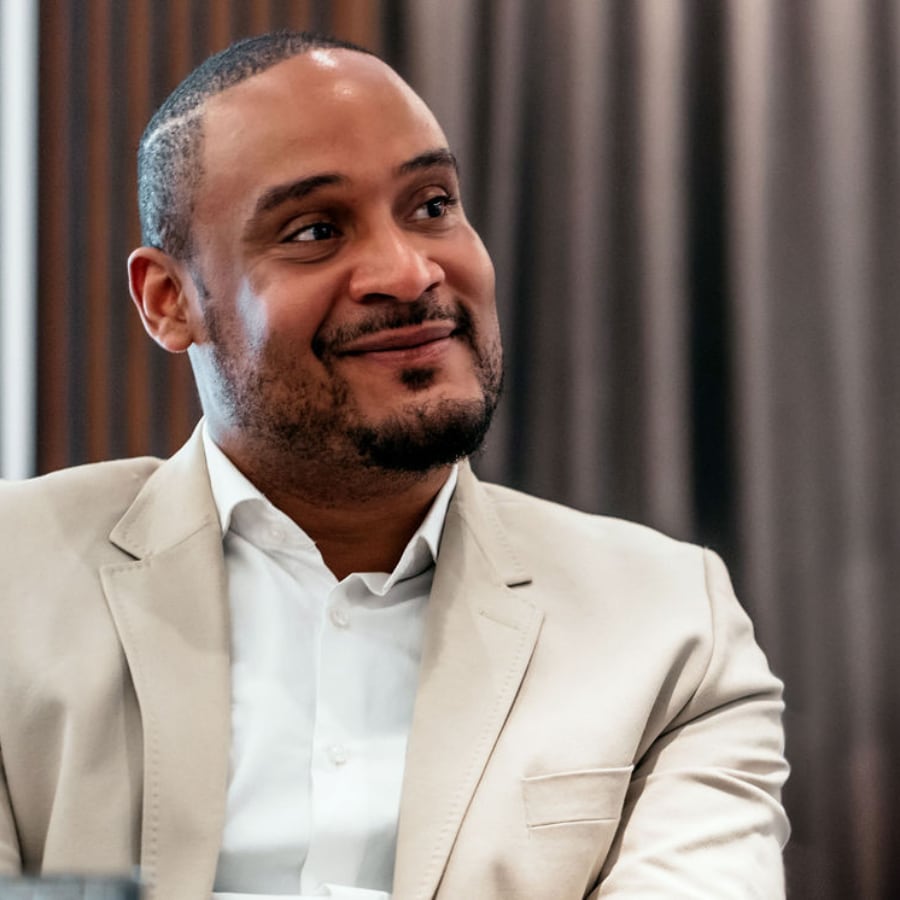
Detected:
left=522, top=765, right=634, bottom=828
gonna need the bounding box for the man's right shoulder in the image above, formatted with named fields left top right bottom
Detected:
left=0, top=456, right=164, bottom=540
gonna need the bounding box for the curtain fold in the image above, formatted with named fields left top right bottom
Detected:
left=399, top=2, right=900, bottom=896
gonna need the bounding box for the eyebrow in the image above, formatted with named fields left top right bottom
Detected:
left=253, top=173, right=347, bottom=217
left=397, top=147, right=459, bottom=176
left=249, top=148, right=459, bottom=220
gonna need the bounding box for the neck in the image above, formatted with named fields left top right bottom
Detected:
left=267, top=466, right=452, bottom=580
left=215, top=434, right=454, bottom=579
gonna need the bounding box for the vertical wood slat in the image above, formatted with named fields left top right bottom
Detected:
left=123, top=0, right=153, bottom=459
left=37, top=0, right=71, bottom=472
left=332, top=0, right=383, bottom=49
left=86, top=0, right=111, bottom=462
left=65, top=2, right=90, bottom=465
left=285, top=0, right=315, bottom=32
left=37, top=1, right=384, bottom=472
left=165, top=0, right=199, bottom=453
left=247, top=0, right=277, bottom=36
left=208, top=1, right=234, bottom=56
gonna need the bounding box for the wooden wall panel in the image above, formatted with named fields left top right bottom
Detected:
left=37, top=0, right=385, bottom=472
left=37, top=0, right=72, bottom=473
left=121, top=0, right=153, bottom=460
left=85, top=0, right=111, bottom=463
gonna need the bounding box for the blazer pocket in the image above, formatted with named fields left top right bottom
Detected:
left=522, top=765, right=634, bottom=828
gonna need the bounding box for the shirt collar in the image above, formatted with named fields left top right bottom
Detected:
left=201, top=422, right=458, bottom=588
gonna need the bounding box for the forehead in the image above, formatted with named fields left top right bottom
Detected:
left=196, top=50, right=448, bottom=212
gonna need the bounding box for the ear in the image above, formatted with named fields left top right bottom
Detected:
left=127, top=247, right=203, bottom=353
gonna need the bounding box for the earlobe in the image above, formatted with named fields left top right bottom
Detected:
left=127, top=247, right=201, bottom=353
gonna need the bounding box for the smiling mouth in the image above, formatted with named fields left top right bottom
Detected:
left=337, top=321, right=459, bottom=356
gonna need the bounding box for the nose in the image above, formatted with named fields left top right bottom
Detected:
left=347, top=224, right=444, bottom=303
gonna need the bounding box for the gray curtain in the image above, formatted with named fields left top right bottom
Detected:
left=389, top=1, right=900, bottom=897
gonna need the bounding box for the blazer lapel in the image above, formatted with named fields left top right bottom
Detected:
left=393, top=465, right=543, bottom=900
left=100, top=428, right=231, bottom=899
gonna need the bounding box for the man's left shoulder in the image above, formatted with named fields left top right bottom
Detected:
left=476, top=478, right=707, bottom=578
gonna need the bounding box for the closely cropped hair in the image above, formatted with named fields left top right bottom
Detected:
left=137, top=31, right=374, bottom=260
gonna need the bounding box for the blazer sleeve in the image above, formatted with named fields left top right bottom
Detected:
left=592, top=549, right=790, bottom=898
left=0, top=744, right=22, bottom=873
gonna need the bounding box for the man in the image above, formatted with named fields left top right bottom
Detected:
left=0, top=31, right=789, bottom=900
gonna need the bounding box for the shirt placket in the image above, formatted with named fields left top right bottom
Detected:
left=301, top=576, right=364, bottom=894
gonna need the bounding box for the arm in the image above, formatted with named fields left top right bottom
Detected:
left=593, top=549, right=789, bottom=898
left=0, top=745, right=22, bottom=873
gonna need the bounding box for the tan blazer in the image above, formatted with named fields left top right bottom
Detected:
left=0, top=428, right=788, bottom=898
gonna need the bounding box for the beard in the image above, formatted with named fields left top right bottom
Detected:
left=345, top=391, right=499, bottom=472
left=202, top=296, right=503, bottom=478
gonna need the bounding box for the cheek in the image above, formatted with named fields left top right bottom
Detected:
left=449, top=233, right=497, bottom=309
left=460, top=245, right=500, bottom=344
left=235, top=271, right=330, bottom=353
left=231, top=281, right=270, bottom=350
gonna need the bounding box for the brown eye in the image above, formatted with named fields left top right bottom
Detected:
left=288, top=221, right=340, bottom=242
left=412, top=194, right=458, bottom=221
left=424, top=197, right=447, bottom=218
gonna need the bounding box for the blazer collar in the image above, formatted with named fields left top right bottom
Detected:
left=392, top=463, right=543, bottom=900
left=103, top=439, right=542, bottom=899
left=108, top=424, right=220, bottom=558
left=102, top=424, right=231, bottom=898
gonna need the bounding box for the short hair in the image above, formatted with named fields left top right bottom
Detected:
left=137, top=31, right=375, bottom=260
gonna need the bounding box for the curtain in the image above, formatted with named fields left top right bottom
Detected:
left=395, top=1, right=900, bottom=897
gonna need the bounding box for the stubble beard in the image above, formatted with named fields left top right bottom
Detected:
left=202, top=299, right=503, bottom=494
left=344, top=348, right=502, bottom=473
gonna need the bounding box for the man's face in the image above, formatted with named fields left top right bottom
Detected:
left=183, top=50, right=501, bottom=479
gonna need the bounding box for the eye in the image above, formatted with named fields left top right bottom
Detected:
left=285, top=221, right=341, bottom=242
left=412, top=194, right=458, bottom=221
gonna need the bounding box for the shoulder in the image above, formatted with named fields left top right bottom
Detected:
left=0, top=455, right=162, bottom=505
left=461, top=476, right=738, bottom=657
left=476, top=479, right=708, bottom=580
left=465, top=480, right=781, bottom=736
left=0, top=456, right=163, bottom=547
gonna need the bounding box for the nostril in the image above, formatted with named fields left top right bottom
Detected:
left=348, top=246, right=444, bottom=304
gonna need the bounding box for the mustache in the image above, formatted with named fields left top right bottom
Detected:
left=312, top=296, right=471, bottom=359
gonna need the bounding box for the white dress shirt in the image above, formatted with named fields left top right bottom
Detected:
left=202, top=427, right=457, bottom=899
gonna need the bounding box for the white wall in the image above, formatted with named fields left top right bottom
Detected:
left=0, top=0, right=38, bottom=478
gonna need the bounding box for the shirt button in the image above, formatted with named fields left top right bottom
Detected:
left=328, top=744, right=349, bottom=766
left=329, top=606, right=351, bottom=628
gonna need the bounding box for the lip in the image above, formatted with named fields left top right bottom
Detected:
left=337, top=321, right=458, bottom=356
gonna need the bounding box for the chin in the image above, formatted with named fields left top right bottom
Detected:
left=349, top=394, right=496, bottom=473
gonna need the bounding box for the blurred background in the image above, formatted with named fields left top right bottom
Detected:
left=1, top=0, right=898, bottom=897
